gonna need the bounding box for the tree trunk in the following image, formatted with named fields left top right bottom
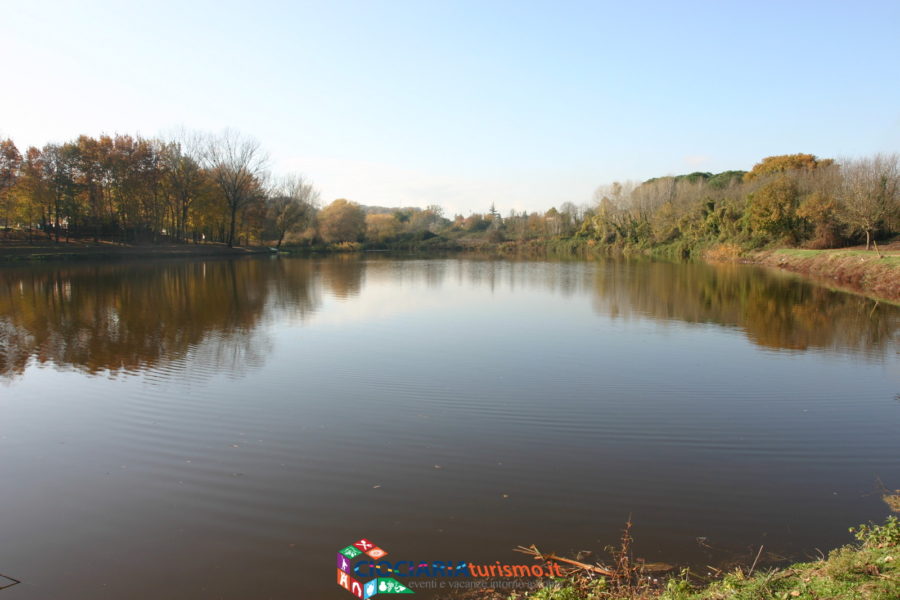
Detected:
left=865, top=229, right=871, bottom=250
left=54, top=195, right=60, bottom=243
left=228, top=204, right=237, bottom=247
left=182, top=201, right=189, bottom=243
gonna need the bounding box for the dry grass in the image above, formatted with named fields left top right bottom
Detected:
left=885, top=495, right=900, bottom=512
left=703, top=243, right=742, bottom=263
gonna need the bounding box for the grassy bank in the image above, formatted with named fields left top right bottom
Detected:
left=493, top=517, right=900, bottom=600
left=744, top=247, right=900, bottom=302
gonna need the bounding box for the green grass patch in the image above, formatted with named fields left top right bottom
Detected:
left=503, top=517, right=900, bottom=600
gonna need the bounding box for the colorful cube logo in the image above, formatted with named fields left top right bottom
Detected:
left=337, top=539, right=413, bottom=598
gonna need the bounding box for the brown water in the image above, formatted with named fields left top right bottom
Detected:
left=0, top=256, right=898, bottom=599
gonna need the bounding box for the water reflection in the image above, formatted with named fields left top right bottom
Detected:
left=591, top=260, right=897, bottom=354
left=0, top=257, right=896, bottom=382
left=317, top=254, right=366, bottom=299
left=0, top=258, right=321, bottom=380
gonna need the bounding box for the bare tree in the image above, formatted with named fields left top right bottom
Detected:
left=203, top=130, right=268, bottom=247
left=839, top=154, right=900, bottom=252
left=267, top=174, right=319, bottom=248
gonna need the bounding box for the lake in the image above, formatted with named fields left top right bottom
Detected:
left=0, top=256, right=898, bottom=599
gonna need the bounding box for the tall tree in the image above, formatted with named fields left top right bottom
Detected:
left=0, top=139, right=22, bottom=232
left=266, top=174, right=318, bottom=248
left=163, top=133, right=205, bottom=242
left=203, top=131, right=268, bottom=247
left=17, top=147, right=51, bottom=240
left=74, top=135, right=106, bottom=242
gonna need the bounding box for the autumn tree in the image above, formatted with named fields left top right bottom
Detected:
left=72, top=135, right=107, bottom=241
left=318, top=199, right=365, bottom=243
left=162, top=132, right=205, bottom=242
left=16, top=147, right=51, bottom=240
left=744, top=153, right=832, bottom=182
left=797, top=192, right=840, bottom=248
left=0, top=139, right=22, bottom=232
left=365, top=213, right=399, bottom=243
left=748, top=176, right=801, bottom=241
left=39, top=143, right=81, bottom=242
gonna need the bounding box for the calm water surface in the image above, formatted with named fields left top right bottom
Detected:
left=0, top=256, right=898, bottom=599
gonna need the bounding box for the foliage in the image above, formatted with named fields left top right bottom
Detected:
left=748, top=176, right=801, bottom=241
left=851, top=515, right=900, bottom=547
left=706, top=171, right=746, bottom=190
left=365, top=213, right=400, bottom=243
left=318, top=199, right=366, bottom=243
left=744, top=153, right=832, bottom=182
left=0, top=131, right=320, bottom=248
left=796, top=191, right=841, bottom=248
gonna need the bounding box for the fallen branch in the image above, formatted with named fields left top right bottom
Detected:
left=748, top=545, right=764, bottom=576
left=514, top=544, right=614, bottom=576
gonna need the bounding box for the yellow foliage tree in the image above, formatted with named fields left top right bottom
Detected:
left=744, top=154, right=833, bottom=182
left=365, top=213, right=399, bottom=243
left=318, top=199, right=365, bottom=243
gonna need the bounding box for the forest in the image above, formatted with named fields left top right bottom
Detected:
left=0, top=131, right=898, bottom=257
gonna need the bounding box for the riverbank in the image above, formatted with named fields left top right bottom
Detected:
left=742, top=246, right=900, bottom=303
left=464, top=517, right=900, bottom=600
left=0, top=240, right=269, bottom=262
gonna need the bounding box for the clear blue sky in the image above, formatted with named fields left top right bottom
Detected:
left=2, top=0, right=899, bottom=214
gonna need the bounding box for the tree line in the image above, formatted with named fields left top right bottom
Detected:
left=0, top=130, right=318, bottom=248
left=302, top=152, right=900, bottom=256
left=426, top=153, right=899, bottom=256
left=576, top=153, right=900, bottom=256
left=1, top=134, right=897, bottom=255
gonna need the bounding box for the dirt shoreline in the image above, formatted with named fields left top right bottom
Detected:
left=745, top=247, right=900, bottom=303
left=0, top=241, right=270, bottom=262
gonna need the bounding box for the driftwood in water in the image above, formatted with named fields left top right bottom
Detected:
left=513, top=544, right=674, bottom=577
left=514, top=544, right=614, bottom=576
